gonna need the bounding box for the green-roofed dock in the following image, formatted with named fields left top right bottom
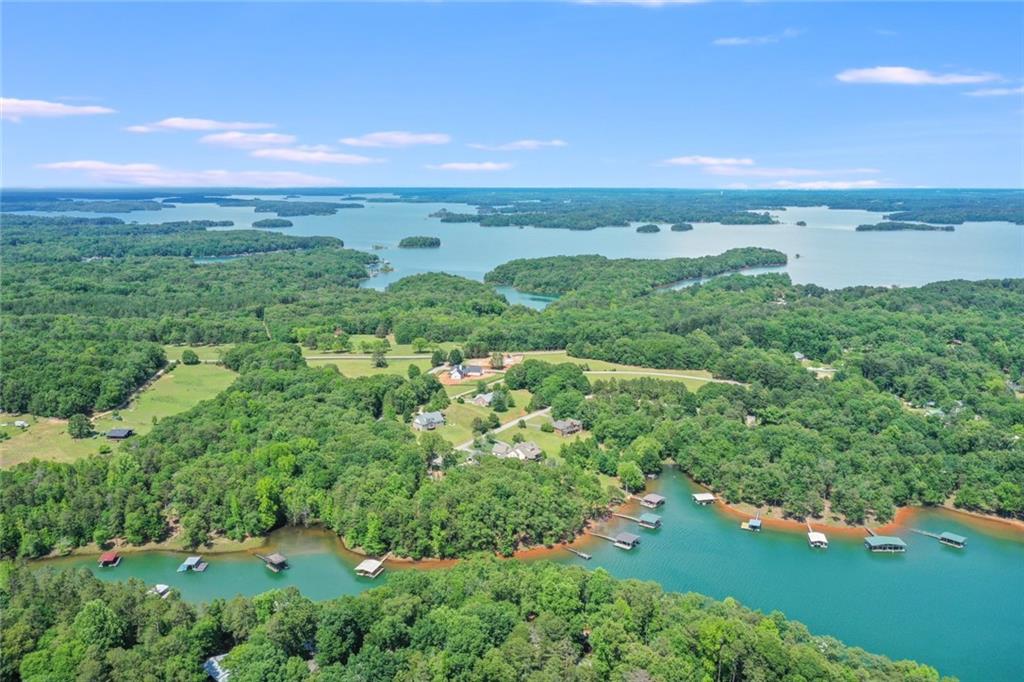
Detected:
left=910, top=528, right=967, bottom=549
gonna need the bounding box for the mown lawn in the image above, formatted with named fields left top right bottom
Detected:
left=303, top=334, right=459, bottom=357
left=307, top=357, right=433, bottom=379
left=522, top=351, right=714, bottom=391
left=0, top=364, right=236, bottom=469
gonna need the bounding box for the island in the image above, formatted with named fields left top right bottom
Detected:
left=398, top=235, right=442, bottom=248
left=636, top=223, right=661, bottom=233
left=856, top=221, right=955, bottom=232
left=796, top=220, right=807, bottom=226
left=252, top=218, right=294, bottom=229
left=670, top=222, right=693, bottom=231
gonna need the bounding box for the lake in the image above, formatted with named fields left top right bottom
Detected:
left=24, top=198, right=1024, bottom=295
left=38, top=468, right=1024, bottom=682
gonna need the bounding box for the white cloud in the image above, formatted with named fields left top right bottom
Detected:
left=340, top=131, right=450, bottom=147
left=772, top=180, right=884, bottom=190
left=426, top=162, right=511, bottom=171
left=713, top=28, right=801, bottom=47
left=468, top=139, right=567, bottom=151
left=1, top=97, right=115, bottom=122
left=200, top=131, right=297, bottom=148
left=707, top=166, right=879, bottom=178
left=662, top=155, right=755, bottom=166
left=126, top=117, right=274, bottom=133
left=964, top=86, right=1024, bottom=97
left=250, top=147, right=381, bottom=164
left=836, top=66, right=1000, bottom=85
left=37, top=159, right=341, bottom=187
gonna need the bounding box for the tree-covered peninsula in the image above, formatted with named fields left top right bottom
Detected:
left=1, top=558, right=948, bottom=682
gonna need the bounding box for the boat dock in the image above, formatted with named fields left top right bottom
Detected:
left=741, top=512, right=762, bottom=532
left=613, top=512, right=663, bottom=529
left=589, top=531, right=641, bottom=550
left=910, top=529, right=967, bottom=548
left=255, top=552, right=289, bottom=572
left=806, top=521, right=828, bottom=549
left=562, top=546, right=592, bottom=560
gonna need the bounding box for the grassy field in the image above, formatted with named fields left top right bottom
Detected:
left=427, top=387, right=534, bottom=446
left=0, top=364, right=236, bottom=469
left=522, top=351, right=715, bottom=391
left=307, top=357, right=433, bottom=378
left=303, top=334, right=459, bottom=357
left=163, top=344, right=235, bottom=362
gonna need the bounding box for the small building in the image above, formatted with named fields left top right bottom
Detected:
left=106, top=428, right=134, bottom=440
left=472, top=392, right=494, bottom=407
left=412, top=411, right=445, bottom=431
left=262, top=552, right=289, bottom=572
left=747, top=518, right=763, bottom=532
left=450, top=364, right=485, bottom=381
left=491, top=442, right=513, bottom=457
left=513, top=442, right=542, bottom=461
left=638, top=513, right=662, bottom=529
left=203, top=654, right=230, bottom=682
left=640, top=493, right=666, bottom=509
left=744, top=414, right=757, bottom=428
left=613, top=532, right=641, bottom=550
left=692, top=492, right=717, bottom=505
left=807, top=531, right=829, bottom=549
left=552, top=418, right=582, bottom=436
left=864, top=536, right=907, bottom=553
left=178, top=555, right=204, bottom=572
left=939, top=531, right=967, bottom=549
left=98, top=551, right=121, bottom=567
left=355, top=558, right=385, bottom=579
left=14, top=420, right=28, bottom=428
left=793, top=352, right=806, bottom=361
left=148, top=584, right=172, bottom=599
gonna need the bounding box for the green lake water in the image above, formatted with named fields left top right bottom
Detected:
left=39, top=469, right=1024, bottom=682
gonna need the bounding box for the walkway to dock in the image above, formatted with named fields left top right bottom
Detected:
left=562, top=546, right=591, bottom=560
left=613, top=513, right=640, bottom=523
left=909, top=529, right=941, bottom=540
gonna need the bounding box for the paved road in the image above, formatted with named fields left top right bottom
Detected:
left=454, top=406, right=552, bottom=451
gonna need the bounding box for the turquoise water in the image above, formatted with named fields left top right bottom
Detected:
left=38, top=469, right=1024, bottom=681
left=23, top=198, right=1024, bottom=291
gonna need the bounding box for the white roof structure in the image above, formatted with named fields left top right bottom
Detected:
left=807, top=531, right=828, bottom=546
left=355, top=559, right=385, bottom=577
left=692, top=492, right=717, bottom=503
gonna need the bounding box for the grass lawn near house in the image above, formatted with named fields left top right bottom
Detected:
left=0, top=363, right=237, bottom=469
left=303, top=334, right=460, bottom=357
left=308, top=357, right=433, bottom=379
left=522, top=351, right=715, bottom=391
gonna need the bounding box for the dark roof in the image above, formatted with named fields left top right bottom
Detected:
left=106, top=428, right=134, bottom=438
left=639, top=513, right=662, bottom=524
left=615, top=532, right=641, bottom=544
left=266, top=552, right=288, bottom=564
left=940, top=531, right=967, bottom=544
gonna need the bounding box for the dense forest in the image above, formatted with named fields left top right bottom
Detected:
left=252, top=218, right=294, bottom=229
left=398, top=236, right=442, bottom=248
left=485, top=248, right=787, bottom=296
left=1, top=211, right=1021, bottom=556
left=0, top=558, right=949, bottom=682
left=856, top=222, right=955, bottom=232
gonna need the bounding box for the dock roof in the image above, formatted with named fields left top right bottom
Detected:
left=355, top=559, right=383, bottom=573
left=865, top=535, right=906, bottom=548
left=615, top=532, right=641, bottom=544
left=692, top=492, right=716, bottom=503
left=639, top=513, right=662, bottom=524
left=265, top=552, right=287, bottom=564
left=807, top=531, right=828, bottom=544
left=642, top=493, right=665, bottom=504
left=939, top=531, right=967, bottom=545
left=99, top=551, right=119, bottom=563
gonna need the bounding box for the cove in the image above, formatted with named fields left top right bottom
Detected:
left=37, top=468, right=1024, bottom=682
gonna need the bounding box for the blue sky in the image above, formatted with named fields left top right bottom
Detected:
left=2, top=1, right=1022, bottom=188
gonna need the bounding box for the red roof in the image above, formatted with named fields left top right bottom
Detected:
left=99, top=551, right=119, bottom=563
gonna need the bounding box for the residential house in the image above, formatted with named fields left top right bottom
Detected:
left=412, top=411, right=445, bottom=431
left=552, top=418, right=582, bottom=436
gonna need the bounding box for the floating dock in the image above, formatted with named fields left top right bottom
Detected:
left=741, top=513, right=762, bottom=532
left=256, top=552, right=289, bottom=572
left=354, top=559, right=385, bottom=578
left=806, top=521, right=828, bottom=549
left=562, top=546, right=592, bottom=560
left=613, top=512, right=663, bottom=529
left=589, top=531, right=641, bottom=550
left=910, top=529, right=967, bottom=549
left=177, top=555, right=205, bottom=573
left=864, top=533, right=907, bottom=553
left=639, top=493, right=666, bottom=509
left=692, top=492, right=717, bottom=505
